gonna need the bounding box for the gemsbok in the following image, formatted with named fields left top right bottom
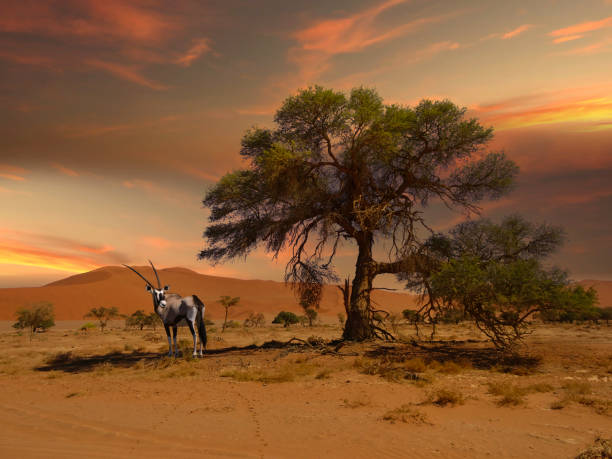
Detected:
left=124, top=261, right=207, bottom=357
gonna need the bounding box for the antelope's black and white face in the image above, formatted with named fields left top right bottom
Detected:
left=147, top=285, right=170, bottom=308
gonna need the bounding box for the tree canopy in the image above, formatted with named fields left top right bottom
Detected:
left=13, top=302, right=55, bottom=339
left=417, top=216, right=597, bottom=348
left=200, top=86, right=519, bottom=340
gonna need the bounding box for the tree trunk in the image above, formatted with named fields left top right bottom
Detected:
left=343, top=237, right=376, bottom=341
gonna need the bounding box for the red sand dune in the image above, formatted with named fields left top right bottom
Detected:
left=0, top=266, right=419, bottom=320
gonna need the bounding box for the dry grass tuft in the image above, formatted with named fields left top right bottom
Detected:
left=427, top=388, right=465, bottom=407
left=382, top=405, right=431, bottom=424
left=548, top=380, right=610, bottom=416
left=342, top=398, right=370, bottom=409
left=220, top=360, right=319, bottom=383
left=487, top=381, right=527, bottom=406
left=525, top=382, right=555, bottom=393
left=574, top=437, right=612, bottom=459
left=563, top=381, right=592, bottom=397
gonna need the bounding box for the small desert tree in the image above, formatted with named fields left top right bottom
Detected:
left=272, top=311, right=300, bottom=327
left=148, top=311, right=162, bottom=330
left=244, top=312, right=265, bottom=328
left=126, top=310, right=148, bottom=330
left=299, top=289, right=319, bottom=327
left=13, top=302, right=55, bottom=340
left=304, top=308, right=318, bottom=327
left=410, top=216, right=598, bottom=349
left=84, top=306, right=120, bottom=332
left=219, top=296, right=240, bottom=332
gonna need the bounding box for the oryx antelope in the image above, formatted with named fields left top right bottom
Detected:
left=124, top=261, right=207, bottom=357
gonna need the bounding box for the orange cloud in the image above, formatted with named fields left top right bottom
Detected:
left=549, top=15, right=612, bottom=37
left=0, top=2, right=213, bottom=89
left=0, top=173, right=25, bottom=181
left=0, top=229, right=126, bottom=273
left=549, top=189, right=612, bottom=206
left=553, top=35, right=583, bottom=44
left=0, top=1, right=176, bottom=44
left=288, top=0, right=452, bottom=85
left=474, top=91, right=612, bottom=131
left=51, top=163, right=79, bottom=177
left=0, top=164, right=28, bottom=181
left=0, top=241, right=100, bottom=273
left=557, top=37, right=612, bottom=55
left=294, top=0, right=409, bottom=54
left=175, top=38, right=211, bottom=67
left=122, top=178, right=199, bottom=207
left=59, top=115, right=182, bottom=138
left=501, top=24, right=532, bottom=39
left=141, top=236, right=200, bottom=250
left=86, top=59, right=168, bottom=90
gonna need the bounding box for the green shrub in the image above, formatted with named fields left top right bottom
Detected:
left=272, top=311, right=300, bottom=327
left=13, top=302, right=55, bottom=339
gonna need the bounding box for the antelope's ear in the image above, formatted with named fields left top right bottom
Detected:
left=164, top=285, right=169, bottom=291
left=146, top=285, right=152, bottom=291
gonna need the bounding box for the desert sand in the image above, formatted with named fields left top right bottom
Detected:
left=0, top=319, right=610, bottom=458
left=0, top=268, right=610, bottom=458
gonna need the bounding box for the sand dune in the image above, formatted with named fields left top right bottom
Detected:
left=0, top=266, right=418, bottom=320
left=1, top=266, right=609, bottom=321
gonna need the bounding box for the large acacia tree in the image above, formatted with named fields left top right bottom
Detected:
left=200, top=86, right=518, bottom=340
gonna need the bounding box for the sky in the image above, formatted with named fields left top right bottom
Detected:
left=1, top=0, right=611, bottom=288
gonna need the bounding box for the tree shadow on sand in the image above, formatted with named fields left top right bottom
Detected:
left=364, top=341, right=541, bottom=372
left=35, top=340, right=313, bottom=374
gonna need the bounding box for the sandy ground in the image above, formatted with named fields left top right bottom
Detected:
left=0, top=321, right=610, bottom=458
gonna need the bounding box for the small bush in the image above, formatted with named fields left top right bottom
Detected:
left=382, top=405, right=430, bottom=424
left=315, top=369, right=332, bottom=380
left=575, top=437, right=612, bottom=459
left=550, top=400, right=566, bottom=410
left=487, top=381, right=526, bottom=406
left=404, top=358, right=428, bottom=373
left=525, top=383, right=554, bottom=393
left=563, top=381, right=592, bottom=398
left=80, top=322, right=96, bottom=332
left=13, top=302, right=55, bottom=339
left=272, top=311, right=300, bottom=327
left=427, top=388, right=465, bottom=407
left=342, top=398, right=370, bottom=408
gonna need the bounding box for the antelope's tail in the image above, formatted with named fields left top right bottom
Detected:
left=193, top=295, right=207, bottom=350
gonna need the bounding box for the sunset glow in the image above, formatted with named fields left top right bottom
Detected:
left=1, top=0, right=611, bottom=286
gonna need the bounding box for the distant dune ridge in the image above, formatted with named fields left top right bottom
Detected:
left=0, top=267, right=609, bottom=321
left=0, top=266, right=419, bottom=320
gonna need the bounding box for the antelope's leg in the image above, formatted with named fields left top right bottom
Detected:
left=187, top=320, right=197, bottom=356
left=172, top=325, right=178, bottom=356
left=164, top=324, right=172, bottom=357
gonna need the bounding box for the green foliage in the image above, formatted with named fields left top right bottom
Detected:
left=125, top=310, right=162, bottom=330
left=219, top=295, right=241, bottom=332
left=80, top=322, right=96, bottom=332
left=304, top=308, right=318, bottom=326
left=200, top=85, right=518, bottom=340
left=272, top=311, right=300, bottom=327
left=125, top=310, right=148, bottom=330
left=13, top=302, right=55, bottom=339
left=84, top=306, right=120, bottom=332
left=401, top=309, right=419, bottom=323
left=425, top=216, right=598, bottom=349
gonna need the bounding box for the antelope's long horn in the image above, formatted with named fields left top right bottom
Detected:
left=149, top=259, right=161, bottom=289
left=123, top=264, right=154, bottom=288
